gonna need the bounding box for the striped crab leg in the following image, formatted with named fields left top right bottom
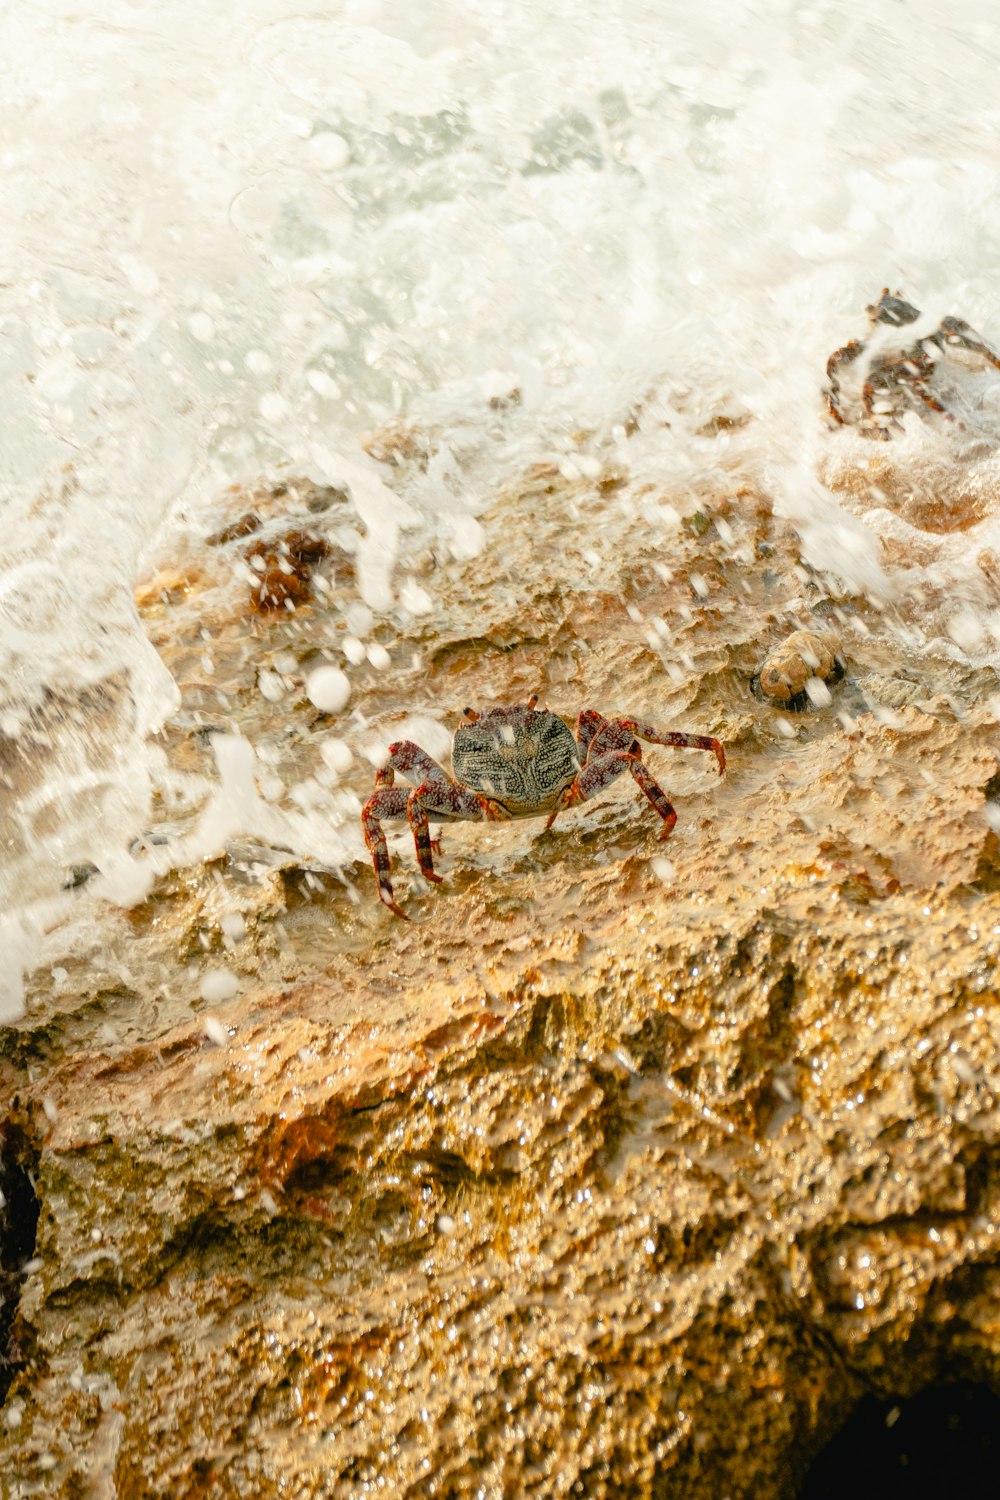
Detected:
left=546, top=749, right=678, bottom=838
left=406, top=781, right=509, bottom=884
left=361, top=787, right=412, bottom=919
left=584, top=715, right=725, bottom=776
left=546, top=711, right=723, bottom=834
left=363, top=741, right=454, bottom=917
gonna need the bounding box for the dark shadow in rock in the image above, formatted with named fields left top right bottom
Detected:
left=797, top=1380, right=1000, bottom=1500
left=0, top=1122, right=40, bottom=1405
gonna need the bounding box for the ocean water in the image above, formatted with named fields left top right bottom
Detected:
left=3, top=0, right=1000, bottom=1013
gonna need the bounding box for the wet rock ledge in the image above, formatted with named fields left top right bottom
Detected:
left=3, top=455, right=1000, bottom=1497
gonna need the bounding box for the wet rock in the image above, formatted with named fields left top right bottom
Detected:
left=487, top=386, right=522, bottom=411
left=3, top=454, right=1000, bottom=1498
left=358, top=418, right=436, bottom=469
left=304, top=484, right=350, bottom=513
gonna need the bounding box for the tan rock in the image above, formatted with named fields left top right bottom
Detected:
left=3, top=456, right=1000, bottom=1498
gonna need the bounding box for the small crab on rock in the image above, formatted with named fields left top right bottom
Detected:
left=825, top=288, right=1000, bottom=437
left=361, top=698, right=726, bottom=917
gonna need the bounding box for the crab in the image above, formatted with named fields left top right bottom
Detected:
left=361, top=697, right=725, bottom=917
left=825, top=288, right=1000, bottom=437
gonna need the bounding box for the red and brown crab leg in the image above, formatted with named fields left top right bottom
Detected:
left=362, top=744, right=455, bottom=916
left=824, top=339, right=866, bottom=426
left=375, top=740, right=450, bottom=788
left=908, top=376, right=956, bottom=422
left=375, top=741, right=452, bottom=858
left=361, top=786, right=413, bottom=918
left=582, top=715, right=726, bottom=776
left=547, top=748, right=678, bottom=839
left=576, top=708, right=608, bottom=758
left=547, top=712, right=723, bottom=834
left=860, top=377, right=896, bottom=439
left=940, top=318, right=1000, bottom=370
left=363, top=774, right=508, bottom=916
left=406, top=781, right=509, bottom=886
left=542, top=708, right=604, bottom=826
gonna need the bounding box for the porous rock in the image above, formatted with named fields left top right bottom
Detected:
left=2, top=466, right=1000, bottom=1498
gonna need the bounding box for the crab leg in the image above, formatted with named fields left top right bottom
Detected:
left=548, top=748, right=678, bottom=839
left=361, top=786, right=412, bottom=919
left=375, top=740, right=450, bottom=788
left=628, top=755, right=678, bottom=838
left=576, top=708, right=609, bottom=757
left=860, top=377, right=896, bottom=438
left=940, top=318, right=1000, bottom=370
left=909, top=376, right=956, bottom=422
left=825, top=339, right=866, bottom=426
left=540, top=710, right=605, bottom=826
left=406, top=787, right=445, bottom=885
left=374, top=741, right=452, bottom=857
left=584, top=715, right=726, bottom=776
left=406, top=781, right=507, bottom=885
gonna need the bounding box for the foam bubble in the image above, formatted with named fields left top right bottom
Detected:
left=258, top=669, right=286, bottom=702
left=321, top=738, right=354, bottom=775
left=203, top=1014, right=232, bottom=1044
left=306, top=667, right=351, bottom=713
left=188, top=312, right=214, bottom=343
left=307, top=131, right=350, bottom=170
left=200, top=970, right=239, bottom=1005
left=220, top=912, right=247, bottom=943
left=258, top=392, right=289, bottom=423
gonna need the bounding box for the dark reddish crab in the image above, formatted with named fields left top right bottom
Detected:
left=361, top=698, right=725, bottom=917
left=825, top=288, right=1000, bottom=437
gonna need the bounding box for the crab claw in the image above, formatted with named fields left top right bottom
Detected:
left=463, top=707, right=480, bottom=722
left=713, top=741, right=726, bottom=776
left=527, top=693, right=539, bottom=710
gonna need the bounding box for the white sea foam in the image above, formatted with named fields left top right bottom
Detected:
left=305, top=666, right=351, bottom=713
left=3, top=0, right=1000, bottom=1009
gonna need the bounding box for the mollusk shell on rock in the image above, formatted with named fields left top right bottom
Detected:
left=755, top=629, right=843, bottom=709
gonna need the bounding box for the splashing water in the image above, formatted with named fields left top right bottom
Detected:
left=3, top=0, right=1000, bottom=1011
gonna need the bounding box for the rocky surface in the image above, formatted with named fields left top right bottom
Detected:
left=3, top=442, right=1000, bottom=1497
